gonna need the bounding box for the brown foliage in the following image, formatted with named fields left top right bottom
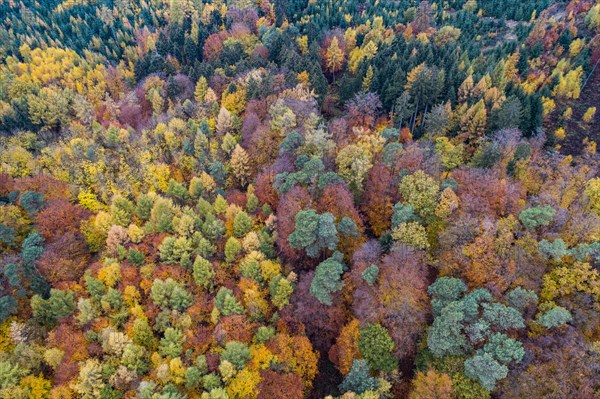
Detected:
left=453, top=168, right=524, bottom=217
left=287, top=271, right=345, bottom=351
left=37, top=232, right=90, bottom=284
left=35, top=199, right=91, bottom=241
left=47, top=321, right=89, bottom=385
left=14, top=175, right=70, bottom=200
left=362, top=162, right=396, bottom=236
left=257, top=370, right=305, bottom=399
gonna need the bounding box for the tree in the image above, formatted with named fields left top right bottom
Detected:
left=464, top=352, right=508, bottom=391
left=221, top=341, right=251, bottom=369
left=72, top=359, right=105, bottom=399
left=159, top=327, right=183, bottom=358
left=409, top=370, right=454, bottom=399
left=193, top=256, right=215, bottom=291
left=194, top=76, right=208, bottom=102
left=288, top=210, right=338, bottom=258
left=584, top=178, right=600, bottom=216
left=398, top=171, right=440, bottom=219
left=150, top=279, right=193, bottom=312
left=231, top=145, right=251, bottom=187
left=536, top=306, right=572, bottom=328
left=338, top=359, right=378, bottom=394
left=391, top=222, right=429, bottom=249
left=362, top=163, right=395, bottom=236
left=518, top=206, right=556, bottom=230
left=256, top=370, right=304, bottom=399
left=358, top=323, right=397, bottom=372
left=310, top=252, right=345, bottom=305
left=31, top=289, right=76, bottom=327
left=19, top=191, right=44, bottom=216
left=325, top=37, right=344, bottom=81
left=233, top=211, right=253, bottom=238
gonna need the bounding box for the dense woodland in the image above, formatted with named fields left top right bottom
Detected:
left=0, top=0, right=600, bottom=398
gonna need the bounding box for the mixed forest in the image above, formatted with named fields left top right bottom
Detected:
left=0, top=0, right=600, bottom=398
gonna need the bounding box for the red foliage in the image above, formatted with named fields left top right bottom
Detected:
left=453, top=167, right=524, bottom=217
left=226, top=190, right=247, bottom=208
left=0, top=173, right=15, bottom=195
left=35, top=199, right=91, bottom=241
left=361, top=162, right=396, bottom=237
left=14, top=175, right=69, bottom=200
left=349, top=240, right=382, bottom=287
left=316, top=183, right=365, bottom=258
left=344, top=92, right=382, bottom=129
left=276, top=186, right=312, bottom=261
left=241, top=112, right=261, bottom=148
left=185, top=324, right=214, bottom=358
left=36, top=232, right=90, bottom=284
left=203, top=31, right=227, bottom=61
left=257, top=370, right=305, bottom=399
left=352, top=246, right=430, bottom=360
left=47, top=321, right=89, bottom=385
left=213, top=315, right=255, bottom=345
left=498, top=329, right=600, bottom=399
left=287, top=271, right=345, bottom=351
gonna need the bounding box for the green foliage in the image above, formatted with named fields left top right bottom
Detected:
left=361, top=264, right=379, bottom=286
left=482, top=333, right=524, bottom=364
left=337, top=216, right=358, bottom=237
left=505, top=287, right=538, bottom=312
left=214, top=287, right=244, bottom=316
left=358, top=323, right=398, bottom=372
left=391, top=203, right=418, bottom=228
left=0, top=296, right=17, bottom=321
left=127, top=248, right=145, bottom=266
left=233, top=211, right=252, bottom=238
left=220, top=341, right=251, bottom=369
left=19, top=191, right=44, bottom=216
left=481, top=303, right=525, bottom=330
left=192, top=256, right=214, bottom=291
left=111, top=196, right=134, bottom=226
left=159, top=327, right=183, bottom=358
left=0, top=360, right=28, bottom=389
left=167, top=179, right=190, bottom=201
left=463, top=352, right=508, bottom=391
left=254, top=326, right=275, bottom=344
left=224, top=237, right=242, bottom=263
left=150, top=278, right=192, bottom=312
left=338, top=359, right=379, bottom=394
left=309, top=252, right=345, bottom=305
left=427, top=301, right=471, bottom=357
left=519, top=206, right=556, bottom=230
left=536, top=306, right=573, bottom=328
left=269, top=275, right=294, bottom=309
left=288, top=209, right=338, bottom=258
left=31, top=289, right=76, bottom=327
left=428, top=277, right=467, bottom=317
left=398, top=170, right=440, bottom=219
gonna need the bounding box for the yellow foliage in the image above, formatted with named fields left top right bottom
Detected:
left=226, top=368, right=260, bottom=399
left=249, top=344, right=275, bottom=370
left=541, top=262, right=600, bottom=305
left=260, top=260, right=282, bottom=283
left=20, top=374, right=51, bottom=399
left=127, top=223, right=145, bottom=243
left=583, top=107, right=597, bottom=123
left=77, top=191, right=105, bottom=213
left=98, top=262, right=122, bottom=288
left=391, top=222, right=430, bottom=249
left=585, top=178, right=600, bottom=216
left=555, top=127, right=566, bottom=140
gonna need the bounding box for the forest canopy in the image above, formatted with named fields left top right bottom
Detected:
left=1, top=0, right=600, bottom=398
